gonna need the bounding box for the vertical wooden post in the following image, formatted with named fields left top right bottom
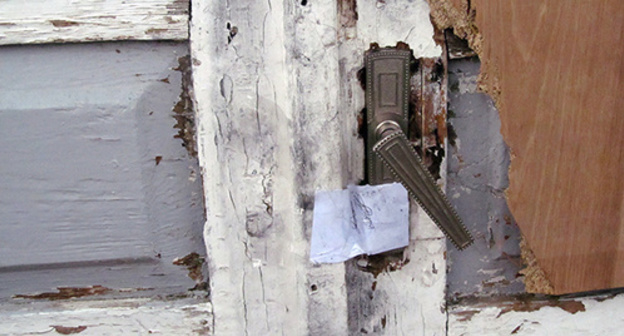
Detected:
left=189, top=1, right=348, bottom=334
left=190, top=0, right=448, bottom=334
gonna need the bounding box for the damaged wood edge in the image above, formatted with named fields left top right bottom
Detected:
left=425, top=0, right=500, bottom=123
left=50, top=325, right=88, bottom=335
left=12, top=286, right=152, bottom=301
left=172, top=252, right=209, bottom=291
left=426, top=0, right=548, bottom=293
left=449, top=293, right=587, bottom=322
left=518, top=236, right=555, bottom=295
left=172, top=54, right=198, bottom=158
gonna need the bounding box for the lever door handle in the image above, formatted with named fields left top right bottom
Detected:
left=365, top=45, right=473, bottom=249
left=373, top=127, right=473, bottom=249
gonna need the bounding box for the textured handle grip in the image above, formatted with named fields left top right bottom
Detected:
left=373, top=130, right=473, bottom=249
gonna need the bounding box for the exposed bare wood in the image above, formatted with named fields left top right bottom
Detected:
left=428, top=0, right=624, bottom=294
left=0, top=0, right=188, bottom=45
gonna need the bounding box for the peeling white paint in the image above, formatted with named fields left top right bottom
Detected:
left=190, top=0, right=447, bottom=334
left=0, top=298, right=212, bottom=335
left=190, top=0, right=347, bottom=334
left=0, top=0, right=188, bottom=45
left=357, top=0, right=442, bottom=57
left=449, top=294, right=624, bottom=336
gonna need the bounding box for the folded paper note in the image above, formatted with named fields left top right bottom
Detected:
left=310, top=183, right=409, bottom=263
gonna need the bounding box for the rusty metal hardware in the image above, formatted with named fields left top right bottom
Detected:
left=365, top=45, right=473, bottom=250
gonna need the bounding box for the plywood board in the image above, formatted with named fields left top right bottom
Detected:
left=0, top=0, right=188, bottom=45
left=428, top=0, right=624, bottom=294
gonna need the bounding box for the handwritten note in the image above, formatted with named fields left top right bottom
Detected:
left=310, top=183, right=409, bottom=263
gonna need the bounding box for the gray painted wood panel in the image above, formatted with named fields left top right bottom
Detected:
left=0, top=42, right=205, bottom=301
left=446, top=58, right=524, bottom=298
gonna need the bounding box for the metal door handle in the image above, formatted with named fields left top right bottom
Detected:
left=365, top=45, right=473, bottom=249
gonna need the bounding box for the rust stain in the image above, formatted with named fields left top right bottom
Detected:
left=14, top=286, right=110, bottom=300
left=51, top=325, right=87, bottom=335
left=173, top=252, right=207, bottom=291
left=159, top=76, right=170, bottom=84
left=155, top=156, right=163, bottom=165
left=172, top=55, right=197, bottom=157
left=49, top=20, right=80, bottom=27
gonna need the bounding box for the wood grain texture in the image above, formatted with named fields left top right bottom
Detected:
left=432, top=0, right=624, bottom=294
left=190, top=1, right=348, bottom=334
left=190, top=0, right=448, bottom=334
left=0, top=298, right=211, bottom=335
left=448, top=293, right=624, bottom=336
left=0, top=0, right=188, bottom=45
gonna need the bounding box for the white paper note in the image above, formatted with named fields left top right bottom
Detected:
left=310, top=183, right=409, bottom=263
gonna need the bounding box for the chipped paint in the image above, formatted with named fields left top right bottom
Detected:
left=449, top=293, right=624, bottom=335
left=446, top=57, right=524, bottom=298
left=0, top=298, right=212, bottom=335
left=338, top=0, right=358, bottom=39
left=14, top=286, right=111, bottom=300
left=49, top=20, right=81, bottom=27
left=51, top=325, right=87, bottom=335
left=12, top=286, right=157, bottom=301
left=173, top=252, right=208, bottom=291
left=0, top=0, right=189, bottom=45
left=172, top=55, right=197, bottom=157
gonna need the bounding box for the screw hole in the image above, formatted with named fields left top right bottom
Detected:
left=310, top=284, right=318, bottom=291
left=301, top=0, right=308, bottom=6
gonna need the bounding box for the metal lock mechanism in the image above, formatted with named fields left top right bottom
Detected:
left=364, top=45, right=473, bottom=249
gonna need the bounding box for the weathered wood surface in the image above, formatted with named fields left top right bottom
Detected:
left=0, top=298, right=212, bottom=335
left=0, top=42, right=205, bottom=300
left=448, top=292, right=624, bottom=336
left=429, top=0, right=624, bottom=294
left=346, top=2, right=449, bottom=334
left=190, top=0, right=347, bottom=334
left=0, top=0, right=188, bottom=45
left=190, top=0, right=448, bottom=334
